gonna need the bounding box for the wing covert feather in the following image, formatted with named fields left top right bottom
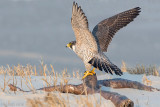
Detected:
left=92, top=7, right=141, bottom=52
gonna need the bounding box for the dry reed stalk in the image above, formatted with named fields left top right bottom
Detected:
left=34, top=65, right=37, bottom=76
left=42, top=78, right=51, bottom=87
left=76, top=94, right=102, bottom=107
left=73, top=71, right=75, bottom=78
left=142, top=74, right=152, bottom=86
left=3, top=73, right=6, bottom=92
left=21, top=76, right=23, bottom=90
left=27, top=93, right=67, bottom=107
left=7, top=65, right=12, bottom=76
left=43, top=65, right=47, bottom=78
left=0, top=73, right=11, bottom=92
left=53, top=73, right=58, bottom=86
left=121, top=60, right=127, bottom=72
left=76, top=71, right=80, bottom=79
left=12, top=69, right=15, bottom=86
left=50, top=64, right=55, bottom=75
left=24, top=76, right=35, bottom=93
left=121, top=61, right=160, bottom=76
left=154, top=69, right=159, bottom=76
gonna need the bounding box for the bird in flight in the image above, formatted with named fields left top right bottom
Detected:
left=66, top=2, right=141, bottom=79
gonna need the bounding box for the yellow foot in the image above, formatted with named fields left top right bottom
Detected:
left=82, top=68, right=96, bottom=80
left=82, top=71, right=93, bottom=79
left=90, top=68, right=96, bottom=74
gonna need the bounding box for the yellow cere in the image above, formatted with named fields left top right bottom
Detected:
left=67, top=43, right=72, bottom=47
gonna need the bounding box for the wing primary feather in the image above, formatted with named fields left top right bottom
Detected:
left=77, top=6, right=81, bottom=13
left=71, top=2, right=89, bottom=29
left=72, top=2, right=76, bottom=14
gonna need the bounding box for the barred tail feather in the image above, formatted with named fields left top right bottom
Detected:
left=110, top=64, right=123, bottom=76
left=88, top=57, right=123, bottom=76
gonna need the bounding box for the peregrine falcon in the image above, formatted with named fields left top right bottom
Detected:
left=66, top=2, right=141, bottom=79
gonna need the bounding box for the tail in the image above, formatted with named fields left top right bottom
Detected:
left=88, top=56, right=123, bottom=76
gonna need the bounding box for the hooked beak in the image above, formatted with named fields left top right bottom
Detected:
left=66, top=43, right=71, bottom=48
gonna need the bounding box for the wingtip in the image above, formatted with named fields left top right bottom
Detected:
left=136, top=7, right=141, bottom=9
left=73, top=1, right=78, bottom=8
left=73, top=1, right=79, bottom=7
left=135, top=7, right=141, bottom=12
left=73, top=1, right=75, bottom=5
left=72, top=1, right=78, bottom=14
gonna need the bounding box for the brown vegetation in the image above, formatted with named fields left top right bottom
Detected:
left=0, top=62, right=159, bottom=107
left=8, top=73, right=160, bottom=107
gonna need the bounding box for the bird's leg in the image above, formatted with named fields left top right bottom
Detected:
left=82, top=71, right=93, bottom=79
left=90, top=68, right=96, bottom=74
left=82, top=68, right=96, bottom=79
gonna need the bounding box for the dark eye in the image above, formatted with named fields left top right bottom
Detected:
left=70, top=44, right=73, bottom=49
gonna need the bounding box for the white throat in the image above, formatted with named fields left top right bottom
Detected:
left=72, top=45, right=76, bottom=52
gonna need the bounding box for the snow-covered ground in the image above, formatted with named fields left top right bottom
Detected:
left=0, top=73, right=160, bottom=107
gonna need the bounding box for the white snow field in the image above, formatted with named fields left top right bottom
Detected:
left=0, top=72, right=160, bottom=107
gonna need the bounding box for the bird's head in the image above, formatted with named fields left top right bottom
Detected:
left=66, top=41, right=76, bottom=52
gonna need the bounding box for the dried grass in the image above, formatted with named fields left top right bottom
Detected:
left=27, top=93, right=66, bottom=107
left=121, top=61, right=159, bottom=76
left=0, top=61, right=159, bottom=107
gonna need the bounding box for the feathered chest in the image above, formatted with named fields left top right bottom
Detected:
left=74, top=44, right=97, bottom=62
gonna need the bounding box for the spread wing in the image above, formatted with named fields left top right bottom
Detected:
left=71, top=2, right=97, bottom=48
left=92, top=7, right=141, bottom=52
left=71, top=2, right=88, bottom=30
